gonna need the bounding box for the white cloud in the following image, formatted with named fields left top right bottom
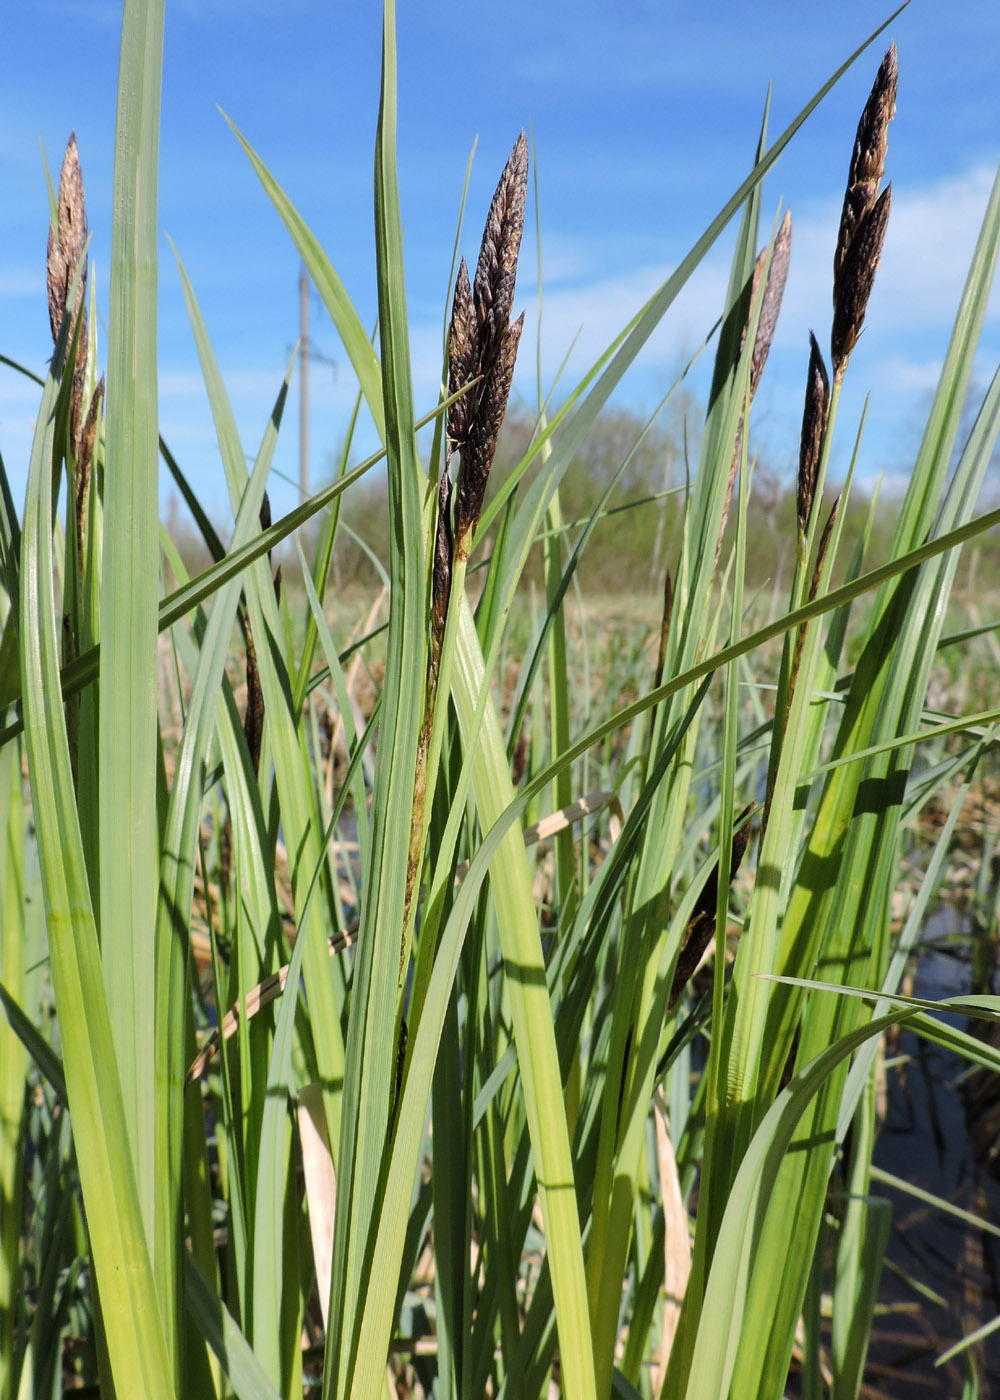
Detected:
left=493, top=165, right=999, bottom=401
left=490, top=258, right=731, bottom=399
left=871, top=358, right=947, bottom=393
left=874, top=166, right=1000, bottom=329
left=775, top=164, right=1000, bottom=354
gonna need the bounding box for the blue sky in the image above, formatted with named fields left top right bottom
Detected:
left=1, top=1, right=998, bottom=526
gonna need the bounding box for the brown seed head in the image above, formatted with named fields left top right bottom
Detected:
left=832, top=182, right=892, bottom=375
left=744, top=248, right=767, bottom=348
left=446, top=258, right=476, bottom=460
left=47, top=133, right=90, bottom=446
left=668, top=807, right=755, bottom=1010
left=47, top=134, right=88, bottom=347
left=472, top=131, right=528, bottom=379
left=797, top=333, right=830, bottom=536
left=448, top=135, right=528, bottom=554
left=833, top=43, right=897, bottom=305
left=75, top=377, right=104, bottom=528
left=750, top=209, right=792, bottom=400
left=432, top=469, right=453, bottom=639
left=454, top=312, right=524, bottom=549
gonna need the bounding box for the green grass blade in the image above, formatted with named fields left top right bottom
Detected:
left=20, top=352, right=173, bottom=1400
left=0, top=451, right=21, bottom=617
left=0, top=979, right=66, bottom=1105
left=680, top=1006, right=913, bottom=1399
left=158, top=378, right=290, bottom=1386
left=832, top=1148, right=890, bottom=1397
left=99, top=0, right=164, bottom=1286
left=452, top=598, right=596, bottom=1398
left=0, top=739, right=26, bottom=1398
left=184, top=1253, right=281, bottom=1400
left=324, top=6, right=428, bottom=1393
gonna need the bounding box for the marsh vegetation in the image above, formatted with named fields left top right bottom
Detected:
left=2, top=4, right=1000, bottom=1398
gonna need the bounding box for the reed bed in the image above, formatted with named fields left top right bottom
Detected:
left=2, top=3, right=1000, bottom=1398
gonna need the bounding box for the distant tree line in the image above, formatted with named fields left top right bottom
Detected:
left=166, top=397, right=1000, bottom=601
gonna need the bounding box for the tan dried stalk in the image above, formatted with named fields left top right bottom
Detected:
left=831, top=44, right=897, bottom=376
left=652, top=1093, right=691, bottom=1394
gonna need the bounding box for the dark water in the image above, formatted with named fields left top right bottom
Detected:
left=865, top=917, right=1000, bottom=1397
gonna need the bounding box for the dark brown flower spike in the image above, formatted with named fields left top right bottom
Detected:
left=831, top=44, right=896, bottom=376
left=446, top=258, right=475, bottom=462
left=431, top=470, right=453, bottom=646
left=831, top=184, right=892, bottom=375
left=797, top=333, right=830, bottom=537
left=833, top=43, right=897, bottom=301
left=472, top=130, right=529, bottom=379
left=446, top=132, right=529, bottom=557
left=454, top=312, right=524, bottom=550
left=242, top=492, right=276, bottom=777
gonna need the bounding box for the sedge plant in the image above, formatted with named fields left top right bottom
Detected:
left=3, top=2, right=1000, bottom=1398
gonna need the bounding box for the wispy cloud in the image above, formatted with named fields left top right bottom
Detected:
left=506, top=164, right=998, bottom=403
left=871, top=358, right=947, bottom=393
left=776, top=164, right=999, bottom=350
left=0, top=270, right=46, bottom=298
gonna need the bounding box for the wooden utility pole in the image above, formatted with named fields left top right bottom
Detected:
left=299, top=267, right=309, bottom=500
